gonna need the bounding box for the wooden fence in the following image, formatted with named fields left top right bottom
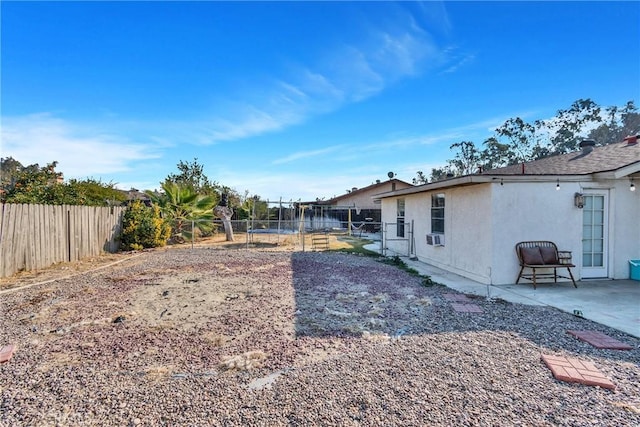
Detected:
left=0, top=203, right=126, bottom=278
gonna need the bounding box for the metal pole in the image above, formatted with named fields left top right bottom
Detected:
left=191, top=220, right=195, bottom=250
left=277, top=197, right=282, bottom=245
left=382, top=223, right=386, bottom=256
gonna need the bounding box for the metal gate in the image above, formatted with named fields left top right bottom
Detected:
left=382, top=221, right=413, bottom=257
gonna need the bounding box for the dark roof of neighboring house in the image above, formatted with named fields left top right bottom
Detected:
left=120, top=189, right=151, bottom=200
left=483, top=138, right=640, bottom=176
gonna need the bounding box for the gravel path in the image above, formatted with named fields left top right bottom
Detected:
left=1, top=248, right=639, bottom=426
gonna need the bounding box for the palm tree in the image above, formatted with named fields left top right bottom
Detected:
left=146, top=182, right=216, bottom=242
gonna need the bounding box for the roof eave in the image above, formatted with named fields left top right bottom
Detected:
left=603, top=161, right=640, bottom=179
left=375, top=175, right=493, bottom=199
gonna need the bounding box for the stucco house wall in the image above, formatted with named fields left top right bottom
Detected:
left=608, top=179, right=640, bottom=278
left=382, top=185, right=494, bottom=283
left=490, top=181, right=584, bottom=284
left=378, top=139, right=639, bottom=285
left=380, top=177, right=639, bottom=285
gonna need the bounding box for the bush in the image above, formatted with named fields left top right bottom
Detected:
left=120, top=201, right=171, bottom=250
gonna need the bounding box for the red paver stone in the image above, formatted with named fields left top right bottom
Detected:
left=541, top=354, right=616, bottom=390
left=0, top=344, right=16, bottom=363
left=443, top=293, right=474, bottom=303
left=451, top=303, right=483, bottom=313
left=566, top=330, right=633, bottom=350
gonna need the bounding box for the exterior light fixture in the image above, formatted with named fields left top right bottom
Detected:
left=556, top=179, right=560, bottom=190
left=574, top=193, right=585, bottom=208
left=631, top=178, right=636, bottom=192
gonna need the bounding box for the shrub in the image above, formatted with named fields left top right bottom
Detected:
left=120, top=201, right=171, bottom=250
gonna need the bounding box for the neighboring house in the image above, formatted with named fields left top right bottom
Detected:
left=121, top=188, right=152, bottom=206
left=305, top=178, right=413, bottom=225
left=377, top=138, right=640, bottom=285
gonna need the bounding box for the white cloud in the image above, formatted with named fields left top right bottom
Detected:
left=441, top=52, right=476, bottom=74
left=1, top=113, right=160, bottom=180
left=193, top=9, right=443, bottom=145
left=272, top=145, right=345, bottom=165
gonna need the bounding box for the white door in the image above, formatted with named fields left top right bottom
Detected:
left=581, top=192, right=609, bottom=278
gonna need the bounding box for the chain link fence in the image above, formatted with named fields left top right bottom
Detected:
left=168, top=217, right=384, bottom=252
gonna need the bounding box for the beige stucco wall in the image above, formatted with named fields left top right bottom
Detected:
left=594, top=179, right=640, bottom=279
left=381, top=178, right=640, bottom=285
left=490, top=181, right=584, bottom=284
left=381, top=185, right=494, bottom=283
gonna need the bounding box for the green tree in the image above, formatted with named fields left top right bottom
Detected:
left=544, top=98, right=602, bottom=154
left=165, top=158, right=219, bottom=198
left=448, top=141, right=482, bottom=176
left=587, top=101, right=639, bottom=144
left=1, top=160, right=67, bottom=204
left=0, top=157, right=24, bottom=191
left=120, top=200, right=171, bottom=250
left=427, top=99, right=637, bottom=179
left=1, top=158, right=126, bottom=205
left=146, top=182, right=216, bottom=242
left=480, top=137, right=514, bottom=170
left=412, top=171, right=429, bottom=185
left=494, top=117, right=538, bottom=163
left=67, top=178, right=127, bottom=206
left=429, top=167, right=450, bottom=182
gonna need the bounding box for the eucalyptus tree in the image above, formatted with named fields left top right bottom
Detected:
left=494, top=117, right=538, bottom=163
left=542, top=98, right=602, bottom=154
left=448, top=141, right=482, bottom=176
left=480, top=137, right=513, bottom=170
left=587, top=101, right=639, bottom=144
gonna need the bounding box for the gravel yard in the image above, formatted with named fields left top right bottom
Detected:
left=1, top=247, right=639, bottom=426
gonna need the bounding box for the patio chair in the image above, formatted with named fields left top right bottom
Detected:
left=515, top=241, right=577, bottom=289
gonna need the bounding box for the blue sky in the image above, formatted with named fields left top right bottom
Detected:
left=2, top=1, right=639, bottom=202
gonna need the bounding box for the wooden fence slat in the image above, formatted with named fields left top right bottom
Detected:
left=0, top=203, right=126, bottom=278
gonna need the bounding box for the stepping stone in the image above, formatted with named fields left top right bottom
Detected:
left=0, top=344, right=16, bottom=363
left=541, top=354, right=615, bottom=390
left=567, top=330, right=633, bottom=350
left=443, top=293, right=474, bottom=303
left=451, top=303, right=483, bottom=313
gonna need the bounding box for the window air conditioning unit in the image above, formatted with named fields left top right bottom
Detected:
left=426, top=234, right=444, bottom=246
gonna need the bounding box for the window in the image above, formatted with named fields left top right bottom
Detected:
left=397, top=198, right=405, bottom=237
left=431, top=193, right=445, bottom=234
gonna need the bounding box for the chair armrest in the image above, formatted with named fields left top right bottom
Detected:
left=557, top=251, right=572, bottom=265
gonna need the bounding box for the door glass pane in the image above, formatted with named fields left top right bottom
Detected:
left=584, top=196, right=593, bottom=210
left=594, top=211, right=604, bottom=224
left=593, top=225, right=603, bottom=239
left=595, top=239, right=603, bottom=252
left=582, top=194, right=606, bottom=271
left=594, top=196, right=604, bottom=209
left=593, top=253, right=603, bottom=266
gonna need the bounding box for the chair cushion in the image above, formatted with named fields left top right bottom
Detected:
left=521, top=247, right=544, bottom=265
left=539, top=246, right=558, bottom=264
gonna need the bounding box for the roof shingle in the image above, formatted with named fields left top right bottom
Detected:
left=483, top=140, right=640, bottom=176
